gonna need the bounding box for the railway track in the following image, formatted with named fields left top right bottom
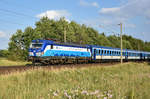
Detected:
left=0, top=62, right=119, bottom=75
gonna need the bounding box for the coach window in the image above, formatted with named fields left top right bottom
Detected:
left=110, top=51, right=112, bottom=55
left=107, top=50, right=110, bottom=55
left=99, top=50, right=101, bottom=54
left=97, top=50, right=99, bottom=54
left=51, top=45, right=53, bottom=49
left=102, top=50, right=104, bottom=55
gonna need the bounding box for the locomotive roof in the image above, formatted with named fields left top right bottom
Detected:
left=32, top=39, right=88, bottom=48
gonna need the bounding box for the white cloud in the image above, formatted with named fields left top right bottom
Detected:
left=99, top=0, right=150, bottom=22
left=0, top=31, right=6, bottom=38
left=36, top=10, right=71, bottom=20
left=82, top=17, right=136, bottom=30
left=80, top=0, right=99, bottom=8
left=100, top=7, right=120, bottom=14
left=91, top=2, right=99, bottom=8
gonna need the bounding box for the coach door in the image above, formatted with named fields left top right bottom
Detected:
left=125, top=52, right=128, bottom=60
left=93, top=49, right=96, bottom=60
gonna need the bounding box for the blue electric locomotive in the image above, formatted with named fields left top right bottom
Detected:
left=29, top=40, right=91, bottom=64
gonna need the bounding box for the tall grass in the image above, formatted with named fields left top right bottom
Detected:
left=0, top=62, right=150, bottom=99
left=0, top=58, right=30, bottom=66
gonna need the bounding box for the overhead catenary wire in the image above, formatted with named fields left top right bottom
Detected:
left=0, top=8, right=36, bottom=19
left=99, top=24, right=120, bottom=36
left=0, top=18, right=26, bottom=26
left=0, top=0, right=37, bottom=13
left=0, top=0, right=38, bottom=29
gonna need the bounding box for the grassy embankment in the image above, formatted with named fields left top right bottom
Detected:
left=0, top=62, right=150, bottom=99
left=0, top=58, right=30, bottom=66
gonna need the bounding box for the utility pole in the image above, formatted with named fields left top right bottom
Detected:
left=119, top=23, right=123, bottom=64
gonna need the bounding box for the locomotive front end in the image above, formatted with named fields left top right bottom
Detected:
left=28, top=40, right=44, bottom=63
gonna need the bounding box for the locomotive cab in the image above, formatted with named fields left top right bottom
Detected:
left=28, top=39, right=46, bottom=58
left=29, top=43, right=43, bottom=57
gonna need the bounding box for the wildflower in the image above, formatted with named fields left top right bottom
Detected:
left=64, top=92, right=71, bottom=99
left=81, top=90, right=89, bottom=95
left=68, top=95, right=72, bottom=99
left=109, top=95, right=113, bottom=98
left=90, top=90, right=99, bottom=95
left=53, top=92, right=58, bottom=96
left=49, top=89, right=52, bottom=92
left=104, top=97, right=107, bottom=99
left=97, top=95, right=101, bottom=98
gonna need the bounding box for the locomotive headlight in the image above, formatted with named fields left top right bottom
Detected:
left=29, top=52, right=33, bottom=56
left=36, top=52, right=41, bottom=56
left=36, top=52, right=43, bottom=56
left=41, top=52, right=44, bottom=55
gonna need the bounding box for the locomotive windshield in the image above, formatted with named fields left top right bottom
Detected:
left=30, top=43, right=43, bottom=48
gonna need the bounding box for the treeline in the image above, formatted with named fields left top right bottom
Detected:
left=4, top=17, right=150, bottom=60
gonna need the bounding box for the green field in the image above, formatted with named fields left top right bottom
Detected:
left=0, top=62, right=150, bottom=99
left=0, top=58, right=31, bottom=66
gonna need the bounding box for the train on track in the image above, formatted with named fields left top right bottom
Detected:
left=28, top=39, right=150, bottom=65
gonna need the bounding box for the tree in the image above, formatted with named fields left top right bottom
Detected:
left=8, top=17, right=150, bottom=60
left=0, top=50, right=9, bottom=57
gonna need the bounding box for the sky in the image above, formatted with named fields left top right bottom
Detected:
left=0, top=0, right=150, bottom=49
